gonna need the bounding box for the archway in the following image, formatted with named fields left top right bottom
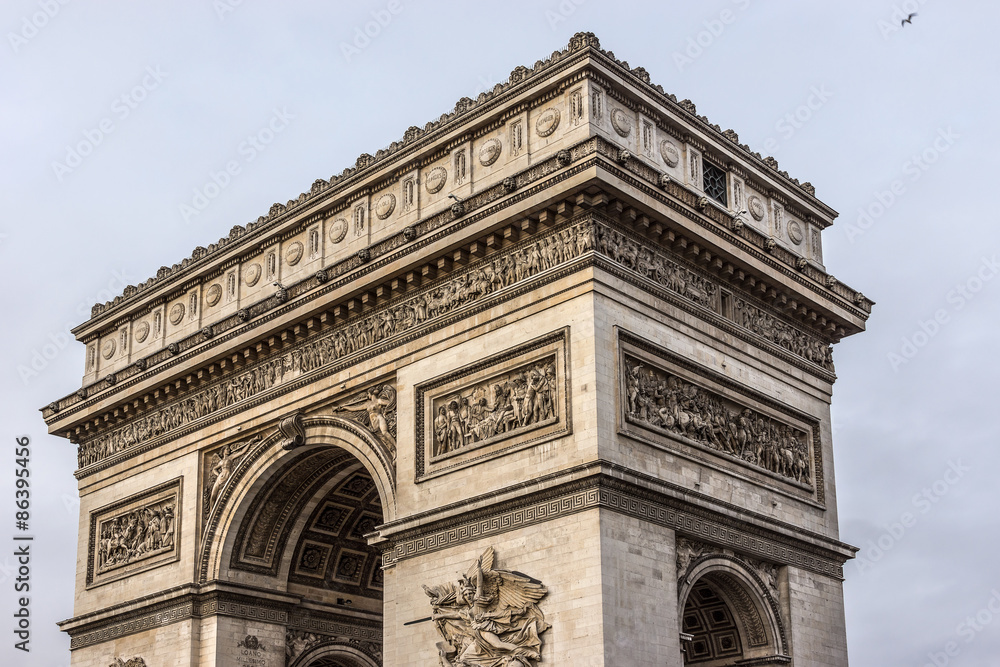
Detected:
left=200, top=417, right=392, bottom=665
left=678, top=558, right=788, bottom=666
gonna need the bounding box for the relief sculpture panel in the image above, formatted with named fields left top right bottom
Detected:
left=87, top=479, right=181, bottom=587
left=416, top=330, right=570, bottom=481
left=619, top=335, right=819, bottom=494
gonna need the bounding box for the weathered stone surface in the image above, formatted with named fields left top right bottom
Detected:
left=46, top=33, right=868, bottom=667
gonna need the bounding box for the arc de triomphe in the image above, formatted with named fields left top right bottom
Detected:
left=44, top=33, right=871, bottom=667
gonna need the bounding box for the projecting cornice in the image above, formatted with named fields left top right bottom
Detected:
left=77, top=32, right=842, bottom=334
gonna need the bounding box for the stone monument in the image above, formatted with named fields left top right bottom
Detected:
left=44, top=33, right=871, bottom=666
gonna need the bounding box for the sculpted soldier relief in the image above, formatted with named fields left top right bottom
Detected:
left=96, top=498, right=176, bottom=574
left=424, top=547, right=550, bottom=667
left=432, top=356, right=557, bottom=459
left=624, top=356, right=812, bottom=485
left=88, top=480, right=181, bottom=585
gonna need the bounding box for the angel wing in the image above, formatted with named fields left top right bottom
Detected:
left=465, top=546, right=496, bottom=580
left=423, top=582, right=457, bottom=607
left=495, top=569, right=548, bottom=612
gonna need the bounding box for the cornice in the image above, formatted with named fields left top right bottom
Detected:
left=45, top=135, right=869, bottom=427
left=77, top=33, right=839, bottom=333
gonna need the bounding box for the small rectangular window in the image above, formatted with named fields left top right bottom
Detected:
left=703, top=160, right=728, bottom=206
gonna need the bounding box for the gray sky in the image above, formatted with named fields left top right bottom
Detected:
left=2, top=1, right=997, bottom=665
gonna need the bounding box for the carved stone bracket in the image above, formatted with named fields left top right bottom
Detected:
left=279, top=413, right=306, bottom=450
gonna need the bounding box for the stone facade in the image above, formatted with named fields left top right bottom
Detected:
left=44, top=33, right=869, bottom=666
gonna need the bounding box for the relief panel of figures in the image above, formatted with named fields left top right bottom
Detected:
left=87, top=480, right=181, bottom=586
left=623, top=355, right=812, bottom=486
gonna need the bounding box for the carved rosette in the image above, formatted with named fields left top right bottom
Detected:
left=424, top=547, right=549, bottom=667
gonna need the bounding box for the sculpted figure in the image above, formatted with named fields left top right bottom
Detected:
left=206, top=435, right=261, bottom=513
left=424, top=547, right=549, bottom=667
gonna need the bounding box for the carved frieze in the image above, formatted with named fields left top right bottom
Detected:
left=285, top=628, right=382, bottom=667
left=416, top=329, right=570, bottom=481
left=77, top=221, right=591, bottom=469
left=76, top=211, right=833, bottom=470
left=424, top=547, right=549, bottom=667
left=622, top=352, right=813, bottom=486
left=88, top=479, right=181, bottom=587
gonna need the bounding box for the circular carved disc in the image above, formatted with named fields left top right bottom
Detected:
left=611, top=108, right=632, bottom=137
left=425, top=166, right=448, bottom=194
left=205, top=283, right=223, bottom=307
left=101, top=339, right=116, bottom=359
left=748, top=195, right=766, bottom=221
left=285, top=241, right=304, bottom=266
left=787, top=219, right=804, bottom=245
left=479, top=138, right=502, bottom=166
left=535, top=107, right=561, bottom=137
left=329, top=219, right=349, bottom=244
left=659, top=140, right=680, bottom=167
left=169, top=303, right=185, bottom=325
left=244, top=263, right=262, bottom=286
left=375, top=193, right=396, bottom=220
left=134, top=321, right=150, bottom=343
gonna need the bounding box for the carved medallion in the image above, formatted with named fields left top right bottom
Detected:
left=329, top=218, right=349, bottom=244
left=205, top=283, right=222, bottom=307
left=424, top=547, right=550, bottom=667
left=659, top=139, right=680, bottom=167
left=611, top=108, right=632, bottom=137
left=244, top=263, right=262, bottom=287
left=535, top=107, right=560, bottom=137
left=375, top=193, right=396, bottom=220
left=425, top=166, right=448, bottom=194
left=134, top=321, right=149, bottom=344
left=479, top=137, right=502, bottom=166
left=169, top=303, right=185, bottom=325
left=285, top=241, right=304, bottom=266
left=787, top=219, right=804, bottom=245
left=101, top=339, right=116, bottom=360
left=748, top=195, right=766, bottom=221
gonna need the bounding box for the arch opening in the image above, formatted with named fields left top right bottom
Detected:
left=678, top=559, right=788, bottom=666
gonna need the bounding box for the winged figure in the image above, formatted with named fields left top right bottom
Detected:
left=333, top=385, right=397, bottom=453
left=204, top=435, right=261, bottom=515
left=424, top=546, right=550, bottom=667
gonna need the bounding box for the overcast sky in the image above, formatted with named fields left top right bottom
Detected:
left=2, top=1, right=998, bottom=665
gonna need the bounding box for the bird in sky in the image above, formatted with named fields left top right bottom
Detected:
left=901, top=12, right=917, bottom=27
